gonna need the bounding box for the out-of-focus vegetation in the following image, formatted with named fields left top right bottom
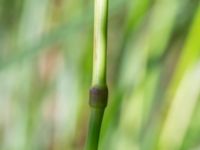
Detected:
left=0, top=0, right=200, bottom=150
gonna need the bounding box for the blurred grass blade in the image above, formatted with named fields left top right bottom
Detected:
left=158, top=6, right=200, bottom=150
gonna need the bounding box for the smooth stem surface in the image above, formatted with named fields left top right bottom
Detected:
left=85, top=0, right=109, bottom=149
left=92, top=0, right=108, bottom=87
left=85, top=108, right=105, bottom=150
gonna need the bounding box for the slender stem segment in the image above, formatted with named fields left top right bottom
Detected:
left=85, top=0, right=109, bottom=149
left=92, top=0, right=108, bottom=87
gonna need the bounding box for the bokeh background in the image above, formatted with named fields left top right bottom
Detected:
left=0, top=0, right=200, bottom=150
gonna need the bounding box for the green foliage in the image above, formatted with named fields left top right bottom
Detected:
left=0, top=0, right=200, bottom=150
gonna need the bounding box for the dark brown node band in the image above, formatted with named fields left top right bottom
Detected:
left=89, top=86, right=108, bottom=108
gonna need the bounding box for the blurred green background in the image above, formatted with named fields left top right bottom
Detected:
left=0, top=0, right=200, bottom=150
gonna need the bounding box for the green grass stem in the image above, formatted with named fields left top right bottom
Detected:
left=85, top=0, right=109, bottom=149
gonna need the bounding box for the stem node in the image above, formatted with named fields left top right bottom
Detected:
left=89, top=86, right=108, bottom=108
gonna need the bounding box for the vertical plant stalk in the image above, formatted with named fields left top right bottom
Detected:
left=85, top=0, right=109, bottom=149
